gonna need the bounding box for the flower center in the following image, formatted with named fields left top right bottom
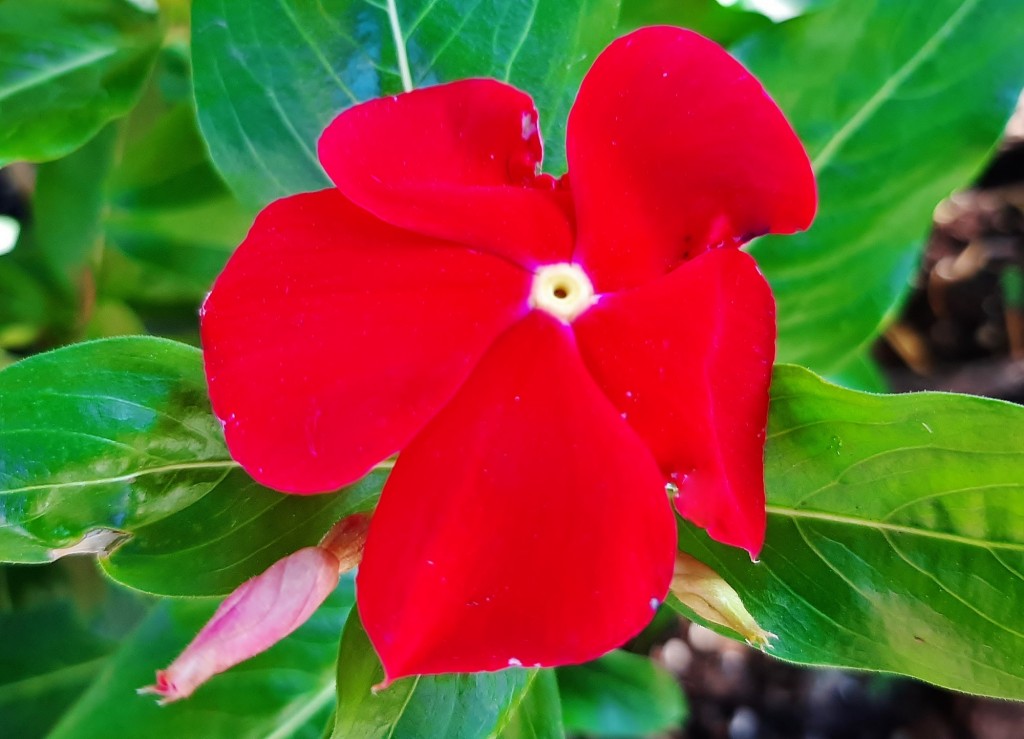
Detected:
left=529, top=263, right=596, bottom=322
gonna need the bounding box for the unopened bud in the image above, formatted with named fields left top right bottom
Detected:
left=670, top=552, right=775, bottom=649
left=140, top=546, right=341, bottom=704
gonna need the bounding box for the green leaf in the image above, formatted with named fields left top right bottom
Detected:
left=557, top=651, right=686, bottom=737
left=192, top=0, right=619, bottom=208
left=102, top=102, right=253, bottom=306
left=0, top=337, right=227, bottom=562
left=333, top=609, right=537, bottom=738
left=824, top=349, right=889, bottom=394
left=103, top=467, right=383, bottom=596
left=0, top=600, right=115, bottom=738
left=672, top=364, right=1024, bottom=699
left=33, top=123, right=119, bottom=286
left=743, top=0, right=1024, bottom=373
left=0, top=257, right=51, bottom=349
left=0, top=337, right=384, bottom=596
left=618, top=0, right=771, bottom=44
left=48, top=578, right=356, bottom=738
left=719, top=0, right=830, bottom=22
left=0, top=0, right=162, bottom=167
left=498, top=670, right=564, bottom=739
left=0, top=562, right=150, bottom=739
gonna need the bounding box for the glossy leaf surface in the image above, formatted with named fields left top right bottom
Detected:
left=191, top=0, right=619, bottom=207
left=673, top=364, right=1024, bottom=699
left=0, top=337, right=383, bottom=596
left=333, top=610, right=538, bottom=738
left=104, top=467, right=382, bottom=596
left=743, top=0, right=1024, bottom=373
left=557, top=651, right=686, bottom=737
left=0, top=337, right=228, bottom=562
left=48, top=580, right=355, bottom=738
left=0, top=0, right=161, bottom=166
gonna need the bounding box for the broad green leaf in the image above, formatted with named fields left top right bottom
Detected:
left=103, top=467, right=383, bottom=596
left=0, top=0, right=162, bottom=166
left=498, top=670, right=564, bottom=739
left=672, top=364, right=1024, bottom=699
left=557, top=651, right=686, bottom=737
left=743, top=0, right=1024, bottom=373
left=333, top=610, right=537, bottom=738
left=49, top=578, right=356, bottom=738
left=0, top=337, right=384, bottom=597
left=0, top=336, right=227, bottom=562
left=192, top=0, right=619, bottom=208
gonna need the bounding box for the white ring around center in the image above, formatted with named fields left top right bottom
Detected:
left=529, top=263, right=596, bottom=322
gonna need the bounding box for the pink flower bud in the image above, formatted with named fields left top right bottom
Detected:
left=140, top=546, right=341, bottom=704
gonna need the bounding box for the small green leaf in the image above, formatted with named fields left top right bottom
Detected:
left=191, top=0, right=619, bottom=208
left=557, top=651, right=686, bottom=737
left=742, top=0, right=1024, bottom=374
left=0, top=0, right=162, bottom=166
left=672, top=364, right=1024, bottom=699
left=333, top=609, right=537, bottom=738
left=48, top=578, right=356, bottom=738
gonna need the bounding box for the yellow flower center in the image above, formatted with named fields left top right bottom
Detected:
left=529, top=263, right=596, bottom=322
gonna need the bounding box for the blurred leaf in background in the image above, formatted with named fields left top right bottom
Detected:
left=741, top=0, right=1024, bottom=377
left=558, top=650, right=687, bottom=737
left=0, top=0, right=162, bottom=167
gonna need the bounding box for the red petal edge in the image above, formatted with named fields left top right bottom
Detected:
left=201, top=189, right=530, bottom=493
left=567, top=26, right=816, bottom=292
left=319, top=79, right=573, bottom=268
left=357, top=312, right=677, bottom=680
left=574, top=249, right=775, bottom=557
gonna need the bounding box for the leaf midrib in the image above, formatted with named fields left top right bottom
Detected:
left=0, top=45, right=118, bottom=101
left=0, top=460, right=240, bottom=496
left=810, top=0, right=981, bottom=173
left=768, top=504, right=1024, bottom=552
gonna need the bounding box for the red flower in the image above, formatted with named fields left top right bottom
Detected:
left=201, top=27, right=815, bottom=681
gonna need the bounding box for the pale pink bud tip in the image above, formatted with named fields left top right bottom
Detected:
left=140, top=546, right=341, bottom=703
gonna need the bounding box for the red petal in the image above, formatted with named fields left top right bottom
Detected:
left=567, top=27, right=816, bottom=292
left=201, top=189, right=530, bottom=493
left=319, top=80, right=573, bottom=268
left=574, top=249, right=775, bottom=557
left=357, top=313, right=676, bottom=680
